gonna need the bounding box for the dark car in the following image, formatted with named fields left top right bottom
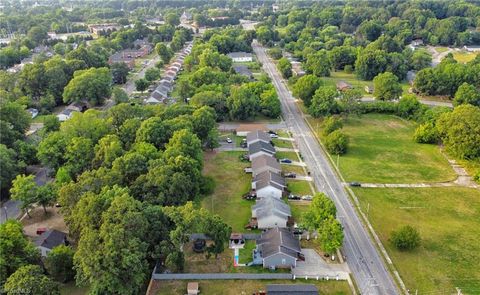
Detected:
left=267, top=130, right=277, bottom=135
left=280, top=158, right=292, bottom=163
left=284, top=172, right=296, bottom=178
left=349, top=182, right=361, bottom=187
left=288, top=194, right=300, bottom=200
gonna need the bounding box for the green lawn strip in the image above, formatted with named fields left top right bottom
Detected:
left=310, top=113, right=456, bottom=183
left=453, top=51, right=479, bottom=63
left=289, top=201, right=310, bottom=222
left=281, top=164, right=305, bottom=176
left=275, top=151, right=299, bottom=162
left=59, top=282, right=89, bottom=295
left=155, top=279, right=351, bottom=295
left=352, top=187, right=480, bottom=294
left=272, top=138, right=293, bottom=149
left=202, top=151, right=252, bottom=232
left=238, top=240, right=256, bottom=264
left=276, top=129, right=291, bottom=138
left=434, top=46, right=449, bottom=53
left=287, top=180, right=313, bottom=196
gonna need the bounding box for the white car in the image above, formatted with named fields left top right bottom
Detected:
left=226, top=137, right=233, bottom=143
left=270, top=133, right=278, bottom=138
left=301, top=195, right=313, bottom=201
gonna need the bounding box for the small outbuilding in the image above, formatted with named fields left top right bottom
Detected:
left=336, top=81, right=352, bottom=91
left=187, top=282, right=199, bottom=295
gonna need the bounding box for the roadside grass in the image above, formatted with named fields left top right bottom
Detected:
left=287, top=180, right=313, bottom=195
left=238, top=240, right=256, bottom=264
left=352, top=187, right=480, bottom=294
left=59, top=282, right=88, bottom=295
left=155, top=279, right=351, bottom=295
left=272, top=138, right=293, bottom=149
left=309, top=113, right=456, bottom=183
left=275, top=151, right=299, bottom=161
left=453, top=51, right=479, bottom=63
left=276, top=129, right=291, bottom=138
left=281, top=164, right=305, bottom=175
left=289, top=201, right=310, bottom=222
left=202, top=151, right=252, bottom=232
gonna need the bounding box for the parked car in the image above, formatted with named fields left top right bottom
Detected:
left=268, top=130, right=277, bottom=135
left=349, top=182, right=361, bottom=187
left=226, top=137, right=233, bottom=143
left=288, top=194, right=300, bottom=200
left=301, top=195, right=313, bottom=201
left=269, top=133, right=278, bottom=138
left=240, top=139, right=247, bottom=148
left=244, top=167, right=253, bottom=173
left=293, top=228, right=304, bottom=235
left=280, top=158, right=292, bottom=163
left=284, top=172, right=296, bottom=178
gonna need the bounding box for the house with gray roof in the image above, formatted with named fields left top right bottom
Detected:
left=252, top=170, right=285, bottom=199
left=247, top=130, right=271, bottom=146
left=252, top=171, right=285, bottom=191
left=255, top=227, right=302, bottom=269
left=249, top=141, right=275, bottom=161
left=233, top=64, right=253, bottom=79
left=251, top=154, right=281, bottom=177
left=266, top=284, right=318, bottom=295
left=35, top=229, right=68, bottom=257
left=252, top=197, right=291, bottom=229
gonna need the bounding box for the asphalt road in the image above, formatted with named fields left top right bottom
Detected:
left=253, top=40, right=400, bottom=295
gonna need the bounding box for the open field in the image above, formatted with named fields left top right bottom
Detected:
left=155, top=279, right=351, bottom=295
left=453, top=51, right=479, bottom=63
left=352, top=187, right=480, bottom=294
left=202, top=151, right=252, bottom=232
left=309, top=113, right=456, bottom=183
left=323, top=71, right=373, bottom=95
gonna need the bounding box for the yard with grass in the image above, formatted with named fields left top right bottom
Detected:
left=323, top=71, right=372, bottom=95
left=281, top=164, right=305, bottom=175
left=275, top=151, right=299, bottom=162
left=289, top=201, right=310, bottom=222
left=155, top=279, right=351, bottom=295
left=272, top=138, right=293, bottom=148
left=453, top=51, right=479, bottom=63
left=310, top=113, right=456, bottom=183
left=287, top=180, right=313, bottom=195
left=238, top=240, right=256, bottom=264
left=352, top=187, right=480, bottom=294
left=202, top=151, right=253, bottom=232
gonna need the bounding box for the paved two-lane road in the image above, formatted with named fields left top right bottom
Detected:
left=253, top=40, right=400, bottom=295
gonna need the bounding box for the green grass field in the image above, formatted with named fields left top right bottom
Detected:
left=272, top=138, right=294, bottom=148
left=238, top=240, right=256, bottom=264
left=353, top=187, right=480, bottom=294
left=311, top=113, right=456, bottom=183
left=453, top=51, right=479, bottom=63
left=155, top=279, right=351, bottom=295
left=287, top=180, right=313, bottom=195
left=202, top=151, right=253, bottom=232
left=275, top=151, right=299, bottom=161
left=323, top=71, right=373, bottom=95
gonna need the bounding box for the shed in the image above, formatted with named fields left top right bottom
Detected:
left=266, top=284, right=318, bottom=295
left=35, top=229, right=68, bottom=257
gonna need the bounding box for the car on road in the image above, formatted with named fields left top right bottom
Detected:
left=284, top=172, right=296, bottom=178
left=279, top=158, right=292, bottom=163
left=288, top=194, right=300, bottom=200
left=349, top=182, right=361, bottom=187
left=301, top=195, right=313, bottom=201
left=226, top=137, right=233, bottom=143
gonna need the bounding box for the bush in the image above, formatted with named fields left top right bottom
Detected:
left=112, top=87, right=129, bottom=104
left=267, top=47, right=283, bottom=60
left=474, top=170, right=480, bottom=183
left=413, top=122, right=439, bottom=144
left=344, top=64, right=353, bottom=74
left=357, top=101, right=397, bottom=114
left=45, top=245, right=75, bottom=283
left=145, top=67, right=161, bottom=82
left=323, top=116, right=343, bottom=136
left=200, top=176, right=216, bottom=195
left=397, top=94, right=422, bottom=119
left=391, top=225, right=421, bottom=251
left=325, top=130, right=348, bottom=155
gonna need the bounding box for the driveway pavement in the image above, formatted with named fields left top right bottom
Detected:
left=293, top=249, right=349, bottom=280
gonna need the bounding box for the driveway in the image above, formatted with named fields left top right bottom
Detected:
left=293, top=249, right=349, bottom=280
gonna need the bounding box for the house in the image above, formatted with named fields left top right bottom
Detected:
left=252, top=197, right=291, bottom=229
left=255, top=227, right=302, bottom=269
left=108, top=52, right=135, bottom=69
left=252, top=171, right=285, bottom=191
left=227, top=52, right=253, bottom=63
left=233, top=64, right=253, bottom=79
left=364, top=85, right=374, bottom=94
left=254, top=173, right=284, bottom=200
left=35, top=229, right=68, bottom=257
left=248, top=141, right=275, bottom=161
left=56, top=109, right=77, bottom=122
left=88, top=24, right=121, bottom=36
left=336, top=81, right=352, bottom=91
left=411, top=39, right=424, bottom=47
left=187, top=282, right=199, bottom=295
left=180, top=11, right=193, bottom=23
left=291, top=61, right=305, bottom=77
left=68, top=101, right=88, bottom=112
left=251, top=154, right=281, bottom=177
left=26, top=108, right=39, bottom=119
left=247, top=130, right=271, bottom=146
left=266, top=284, right=318, bottom=295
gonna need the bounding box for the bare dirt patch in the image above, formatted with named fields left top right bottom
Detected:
left=21, top=206, right=68, bottom=238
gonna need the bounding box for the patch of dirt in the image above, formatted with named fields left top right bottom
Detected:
left=183, top=241, right=233, bottom=273
left=22, top=206, right=68, bottom=238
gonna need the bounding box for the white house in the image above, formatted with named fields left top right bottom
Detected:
left=56, top=109, right=77, bottom=122
left=227, top=52, right=253, bottom=63
left=255, top=177, right=284, bottom=199
left=35, top=229, right=67, bottom=257
left=26, top=108, right=39, bottom=119
left=252, top=197, right=291, bottom=229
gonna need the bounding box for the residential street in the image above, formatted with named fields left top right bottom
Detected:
left=253, top=40, right=400, bottom=295
left=122, top=54, right=161, bottom=95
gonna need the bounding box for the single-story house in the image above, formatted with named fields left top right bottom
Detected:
left=56, top=109, right=77, bottom=122
left=108, top=52, right=136, bottom=69
left=252, top=197, right=291, bottom=229
left=336, top=81, right=352, bottom=91
left=26, top=108, right=39, bottom=119
left=252, top=171, right=285, bottom=191
left=35, top=229, right=68, bottom=257
left=233, top=64, right=253, bottom=79
left=255, top=227, right=302, bottom=269
left=227, top=52, right=253, bottom=63
left=248, top=141, right=275, bottom=161
left=255, top=177, right=284, bottom=200
left=251, top=154, right=281, bottom=177
left=266, top=284, right=318, bottom=295
left=247, top=130, right=271, bottom=146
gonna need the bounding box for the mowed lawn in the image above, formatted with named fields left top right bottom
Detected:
left=202, top=151, right=253, bottom=232
left=453, top=51, right=479, bottom=63
left=353, top=187, right=480, bottom=294
left=155, top=279, right=351, bottom=295
left=315, top=113, right=455, bottom=183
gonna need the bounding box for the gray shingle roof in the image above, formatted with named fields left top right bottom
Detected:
left=252, top=197, right=291, bottom=218
left=252, top=155, right=281, bottom=175
left=227, top=52, right=253, bottom=59
left=247, top=130, right=271, bottom=144
left=257, top=227, right=301, bottom=259
left=35, top=229, right=67, bottom=250
left=233, top=64, right=253, bottom=77
left=266, top=284, right=318, bottom=295
left=249, top=141, right=275, bottom=156
left=254, top=171, right=285, bottom=188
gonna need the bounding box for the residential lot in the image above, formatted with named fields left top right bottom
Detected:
left=155, top=279, right=351, bottom=295
left=353, top=187, right=480, bottom=294
left=309, top=113, right=456, bottom=183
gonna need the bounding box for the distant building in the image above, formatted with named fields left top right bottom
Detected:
left=181, top=11, right=193, bottom=23
left=336, top=81, right=352, bottom=91
left=227, top=52, right=253, bottom=63
left=26, top=108, right=39, bottom=119
left=108, top=52, right=135, bottom=69
left=233, top=64, right=253, bottom=79
left=291, top=61, right=305, bottom=77
left=35, top=229, right=68, bottom=257
left=56, top=109, right=77, bottom=122
left=88, top=24, right=121, bottom=36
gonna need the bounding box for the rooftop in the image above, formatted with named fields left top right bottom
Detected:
left=247, top=130, right=271, bottom=144
left=257, top=227, right=301, bottom=259
left=34, top=229, right=67, bottom=250
left=251, top=154, right=281, bottom=173
left=249, top=141, right=275, bottom=156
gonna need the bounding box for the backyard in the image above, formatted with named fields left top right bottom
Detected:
left=353, top=187, right=480, bottom=294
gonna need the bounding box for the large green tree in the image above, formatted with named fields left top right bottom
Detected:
left=292, top=74, right=323, bottom=106
left=305, top=50, right=331, bottom=77
left=63, top=67, right=112, bottom=105
left=45, top=245, right=75, bottom=283
left=277, top=57, right=292, bottom=79
left=309, top=86, right=339, bottom=117
left=4, top=265, right=59, bottom=295
left=10, top=174, right=37, bottom=218
left=373, top=72, right=402, bottom=101
left=453, top=82, right=480, bottom=107
left=318, top=216, right=344, bottom=254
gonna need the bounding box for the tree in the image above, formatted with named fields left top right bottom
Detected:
left=267, top=48, right=283, bottom=60
left=42, top=115, right=60, bottom=135
left=325, top=130, right=349, bottom=155
left=112, top=87, right=129, bottom=104
left=18, top=63, right=48, bottom=99
left=260, top=88, right=281, bottom=118
left=397, top=94, right=422, bottom=119
left=413, top=122, right=439, bottom=144
left=318, top=216, right=344, bottom=254
left=390, top=225, right=421, bottom=251
left=454, top=82, right=480, bottom=107
left=63, top=67, right=112, bottom=106
left=4, top=265, right=59, bottom=295
left=0, top=101, right=31, bottom=147
left=0, top=144, right=19, bottom=193
left=277, top=57, right=292, bottom=79
left=256, top=26, right=275, bottom=46
left=45, top=245, right=75, bottom=283
left=145, top=67, right=161, bottom=82
left=309, top=86, right=339, bottom=117
left=302, top=193, right=337, bottom=232
left=93, top=134, right=124, bottom=169
left=192, top=106, right=217, bottom=144
left=37, top=131, right=68, bottom=170
left=323, top=116, right=343, bottom=135
left=0, top=220, right=40, bottom=284
left=305, top=50, right=331, bottom=77
left=437, top=104, right=480, bottom=159
left=164, top=129, right=203, bottom=167
left=155, top=42, right=173, bottom=63
left=292, top=74, right=323, bottom=106
left=328, top=46, right=357, bottom=70
left=135, top=78, right=149, bottom=92
left=36, top=183, right=56, bottom=214
left=411, top=49, right=432, bottom=71
left=10, top=175, right=37, bottom=218
left=227, top=84, right=260, bottom=120
left=165, top=12, right=180, bottom=26
left=358, top=20, right=382, bottom=41
left=27, top=26, right=48, bottom=45
left=355, top=50, right=388, bottom=80
left=65, top=137, right=94, bottom=177
left=110, top=62, right=130, bottom=84
left=373, top=72, right=402, bottom=101
left=204, top=215, right=231, bottom=258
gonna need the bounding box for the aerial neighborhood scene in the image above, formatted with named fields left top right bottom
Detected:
left=1, top=0, right=480, bottom=294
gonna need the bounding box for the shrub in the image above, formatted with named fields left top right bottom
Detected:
left=413, top=122, right=439, bottom=144
left=344, top=64, right=353, bottom=73
left=390, top=225, right=421, bottom=251
left=397, top=94, right=422, bottom=119
left=357, top=101, right=397, bottom=114
left=323, top=116, right=343, bottom=136
left=474, top=170, right=480, bottom=183
left=325, top=130, right=348, bottom=155
left=267, top=48, right=283, bottom=60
